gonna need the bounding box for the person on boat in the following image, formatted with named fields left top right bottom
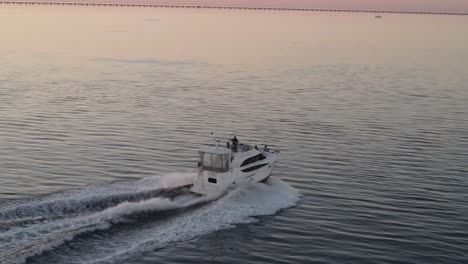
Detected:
left=231, top=136, right=239, bottom=152
left=263, top=145, right=269, bottom=152
left=254, top=145, right=258, bottom=150
left=226, top=142, right=230, bottom=149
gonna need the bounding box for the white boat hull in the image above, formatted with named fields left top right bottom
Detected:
left=190, top=148, right=278, bottom=196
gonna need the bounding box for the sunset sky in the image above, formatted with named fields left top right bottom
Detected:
left=163, top=0, right=468, bottom=12
left=12, top=0, right=468, bottom=12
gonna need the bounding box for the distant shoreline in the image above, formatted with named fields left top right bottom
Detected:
left=1, top=1, right=467, bottom=16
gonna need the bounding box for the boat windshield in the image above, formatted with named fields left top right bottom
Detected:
left=199, top=152, right=230, bottom=173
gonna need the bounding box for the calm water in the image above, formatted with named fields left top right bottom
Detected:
left=1, top=5, right=468, bottom=264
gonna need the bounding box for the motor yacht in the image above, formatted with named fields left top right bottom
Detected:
left=190, top=137, right=279, bottom=196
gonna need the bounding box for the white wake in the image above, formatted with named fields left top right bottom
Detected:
left=0, top=174, right=300, bottom=264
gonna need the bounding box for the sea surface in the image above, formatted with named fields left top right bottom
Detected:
left=1, top=5, right=468, bottom=264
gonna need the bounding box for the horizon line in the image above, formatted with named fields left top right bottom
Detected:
left=1, top=1, right=468, bottom=16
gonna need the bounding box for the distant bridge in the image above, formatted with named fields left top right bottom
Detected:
left=1, top=1, right=467, bottom=16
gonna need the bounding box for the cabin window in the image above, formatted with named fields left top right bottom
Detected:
left=208, top=178, right=217, bottom=184
left=199, top=152, right=230, bottom=173
left=241, top=163, right=268, bottom=173
left=240, top=154, right=266, bottom=167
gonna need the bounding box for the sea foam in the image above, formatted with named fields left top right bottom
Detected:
left=0, top=174, right=299, bottom=264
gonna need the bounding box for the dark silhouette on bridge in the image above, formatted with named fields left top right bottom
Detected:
left=1, top=1, right=467, bottom=16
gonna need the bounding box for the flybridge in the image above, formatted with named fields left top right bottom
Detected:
left=0, top=1, right=467, bottom=16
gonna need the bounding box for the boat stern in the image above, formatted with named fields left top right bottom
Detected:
left=190, top=147, right=231, bottom=196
